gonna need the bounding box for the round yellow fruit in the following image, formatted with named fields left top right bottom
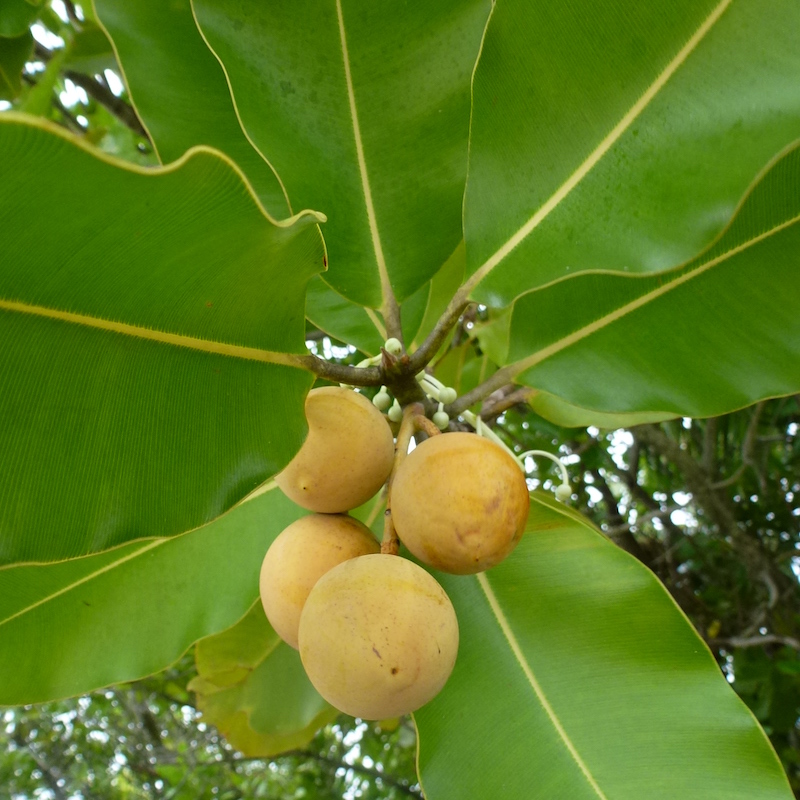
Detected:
left=298, top=554, right=459, bottom=720
left=275, top=387, right=395, bottom=513
left=259, top=514, right=380, bottom=649
left=391, top=432, right=529, bottom=574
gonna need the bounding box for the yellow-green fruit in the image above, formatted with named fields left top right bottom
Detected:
left=391, top=432, right=529, bottom=574
left=298, top=554, right=459, bottom=720
left=259, top=514, right=380, bottom=649
left=275, top=387, right=395, bottom=513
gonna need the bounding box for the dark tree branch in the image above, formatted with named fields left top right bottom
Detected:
left=447, top=363, right=517, bottom=415
left=701, top=416, right=718, bottom=477
left=381, top=292, right=404, bottom=347
left=480, top=385, right=536, bottom=421
left=406, top=298, right=472, bottom=374
left=63, top=69, right=149, bottom=140
left=13, top=730, right=70, bottom=800
left=633, top=424, right=739, bottom=535
left=64, top=0, right=82, bottom=30
left=710, top=401, right=765, bottom=489
left=712, top=633, right=800, bottom=650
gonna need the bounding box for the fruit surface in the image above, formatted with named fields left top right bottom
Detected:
left=259, top=514, right=380, bottom=649
left=298, top=554, right=459, bottom=720
left=275, top=386, right=395, bottom=513
left=391, top=432, right=529, bottom=574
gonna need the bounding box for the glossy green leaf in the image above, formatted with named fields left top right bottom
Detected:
left=471, top=306, right=511, bottom=367
left=499, top=142, right=800, bottom=418
left=61, top=23, right=116, bottom=74
left=193, top=0, right=491, bottom=307
left=398, top=280, right=430, bottom=350
left=0, top=0, right=41, bottom=38
left=0, top=115, right=323, bottom=563
left=0, top=487, right=305, bottom=705
left=411, top=242, right=465, bottom=353
left=190, top=602, right=335, bottom=756
left=19, top=38, right=65, bottom=115
left=0, top=30, right=31, bottom=99
left=464, top=0, right=800, bottom=306
left=94, top=0, right=288, bottom=215
left=529, top=391, right=676, bottom=430
left=415, top=494, right=792, bottom=799
left=305, top=275, right=386, bottom=356
left=305, top=276, right=429, bottom=357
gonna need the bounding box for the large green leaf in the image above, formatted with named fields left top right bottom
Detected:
left=94, top=0, right=288, bottom=215
left=499, top=142, right=800, bottom=418
left=190, top=602, right=336, bottom=756
left=305, top=275, right=386, bottom=356
left=0, top=0, right=42, bottom=38
left=415, top=494, right=792, bottom=799
left=410, top=241, right=465, bottom=353
left=305, top=276, right=430, bottom=357
left=0, top=486, right=305, bottom=705
left=61, top=23, right=116, bottom=75
left=529, top=391, right=676, bottom=430
left=0, top=115, right=323, bottom=563
left=0, top=30, right=31, bottom=99
left=193, top=0, right=491, bottom=308
left=463, top=0, right=800, bottom=306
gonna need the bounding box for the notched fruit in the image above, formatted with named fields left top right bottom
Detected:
left=276, top=387, right=395, bottom=513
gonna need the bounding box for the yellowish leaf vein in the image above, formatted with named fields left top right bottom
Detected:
left=465, top=0, right=733, bottom=294
left=0, top=540, right=165, bottom=628
left=335, top=0, right=393, bottom=316
left=0, top=299, right=301, bottom=367
left=510, top=210, right=800, bottom=376
left=476, top=572, right=609, bottom=799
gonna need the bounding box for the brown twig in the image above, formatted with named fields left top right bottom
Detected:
left=406, top=293, right=471, bottom=374
left=447, top=363, right=517, bottom=415
left=380, top=293, right=404, bottom=348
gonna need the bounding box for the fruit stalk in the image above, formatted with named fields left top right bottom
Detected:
left=380, top=402, right=441, bottom=555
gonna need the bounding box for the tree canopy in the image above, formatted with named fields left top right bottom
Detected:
left=1, top=1, right=799, bottom=798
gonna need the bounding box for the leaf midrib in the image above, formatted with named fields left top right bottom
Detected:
left=464, top=0, right=734, bottom=296
left=508, top=209, right=800, bottom=378
left=335, top=0, right=393, bottom=317
left=0, top=482, right=280, bottom=628
left=476, top=570, right=609, bottom=800
left=0, top=298, right=302, bottom=367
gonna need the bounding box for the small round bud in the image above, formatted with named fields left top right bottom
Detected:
left=373, top=389, right=391, bottom=412
left=433, top=410, right=450, bottom=430
left=439, top=387, right=458, bottom=405
left=384, top=338, right=403, bottom=356
left=555, top=483, right=572, bottom=502
left=388, top=400, right=403, bottom=422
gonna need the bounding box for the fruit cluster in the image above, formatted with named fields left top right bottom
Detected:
left=259, top=385, right=530, bottom=720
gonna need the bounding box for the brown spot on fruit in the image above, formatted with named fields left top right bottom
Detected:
left=391, top=433, right=529, bottom=574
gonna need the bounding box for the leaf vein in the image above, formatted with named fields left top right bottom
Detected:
left=0, top=299, right=301, bottom=366
left=465, top=0, right=734, bottom=294
left=476, top=571, right=609, bottom=800
left=335, top=0, right=393, bottom=316
left=510, top=210, right=800, bottom=377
